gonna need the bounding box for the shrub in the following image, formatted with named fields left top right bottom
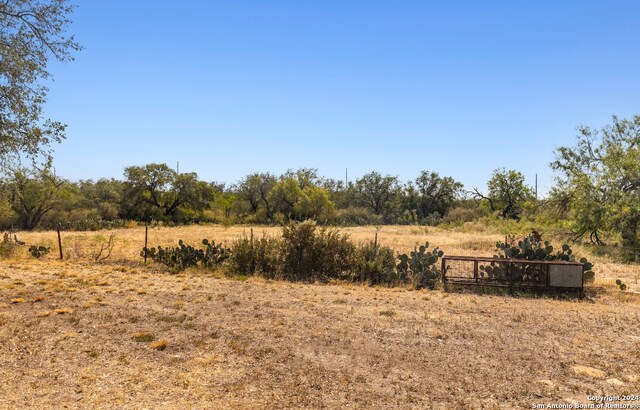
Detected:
left=333, top=207, right=383, bottom=226
left=441, top=206, right=487, bottom=226
left=396, top=241, right=443, bottom=289
left=280, top=221, right=354, bottom=281
left=229, top=230, right=280, bottom=278
left=0, top=233, right=20, bottom=259
left=352, top=239, right=398, bottom=286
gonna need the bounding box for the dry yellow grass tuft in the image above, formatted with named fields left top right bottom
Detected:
left=132, top=331, right=155, bottom=342
left=54, top=308, right=73, bottom=314
left=10, top=298, right=25, bottom=303
left=572, top=365, right=607, bottom=379
left=149, top=340, right=168, bottom=351
left=36, top=310, right=51, bottom=317
left=191, top=355, right=217, bottom=366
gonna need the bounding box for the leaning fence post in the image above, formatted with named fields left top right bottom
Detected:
left=144, top=219, right=149, bottom=264
left=57, top=223, right=63, bottom=260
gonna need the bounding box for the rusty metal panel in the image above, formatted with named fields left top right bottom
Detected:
left=549, top=264, right=583, bottom=288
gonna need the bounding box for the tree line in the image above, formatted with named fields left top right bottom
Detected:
left=3, top=2, right=640, bottom=256
left=1, top=164, right=527, bottom=229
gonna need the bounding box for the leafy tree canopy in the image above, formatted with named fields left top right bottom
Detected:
left=552, top=115, right=640, bottom=251
left=0, top=0, right=81, bottom=168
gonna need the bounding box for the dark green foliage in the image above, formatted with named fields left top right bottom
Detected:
left=29, top=245, right=50, bottom=258
left=280, top=221, right=355, bottom=282
left=479, top=232, right=595, bottom=284
left=396, top=242, right=444, bottom=289
left=352, top=239, right=398, bottom=286
left=333, top=207, right=383, bottom=226
left=142, top=239, right=230, bottom=272
left=44, top=218, right=127, bottom=231
left=229, top=230, right=280, bottom=278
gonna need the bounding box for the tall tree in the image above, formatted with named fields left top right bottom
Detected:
left=4, top=167, right=65, bottom=229
left=552, top=115, right=640, bottom=250
left=234, top=172, right=277, bottom=220
left=472, top=169, right=532, bottom=219
left=414, top=171, right=463, bottom=221
left=355, top=172, right=402, bottom=223
left=0, top=0, right=81, bottom=167
left=122, top=163, right=214, bottom=220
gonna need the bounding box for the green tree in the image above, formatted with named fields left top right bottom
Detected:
left=0, top=0, right=81, bottom=167
left=414, top=171, right=463, bottom=222
left=78, top=178, right=125, bottom=220
left=355, top=172, right=402, bottom=223
left=268, top=172, right=334, bottom=223
left=235, top=172, right=277, bottom=221
left=472, top=168, right=532, bottom=219
left=552, top=115, right=640, bottom=250
left=122, top=163, right=214, bottom=221
left=4, top=167, right=66, bottom=229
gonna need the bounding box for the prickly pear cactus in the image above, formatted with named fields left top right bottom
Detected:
left=396, top=241, right=444, bottom=289
left=479, top=232, right=595, bottom=284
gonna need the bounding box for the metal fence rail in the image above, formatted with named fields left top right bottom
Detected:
left=441, top=256, right=585, bottom=292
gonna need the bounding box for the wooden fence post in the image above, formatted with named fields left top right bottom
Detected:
left=144, top=219, right=149, bottom=264
left=57, top=224, right=63, bottom=260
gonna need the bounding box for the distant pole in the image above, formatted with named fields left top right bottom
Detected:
left=57, top=224, right=63, bottom=260
left=144, top=219, right=149, bottom=264
left=177, top=161, right=180, bottom=174
left=535, top=173, right=538, bottom=200
left=345, top=168, right=348, bottom=186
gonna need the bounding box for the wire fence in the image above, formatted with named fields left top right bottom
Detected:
left=7, top=228, right=640, bottom=292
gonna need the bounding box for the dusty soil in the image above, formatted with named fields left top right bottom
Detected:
left=1, top=257, right=638, bottom=409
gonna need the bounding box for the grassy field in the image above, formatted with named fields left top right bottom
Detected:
left=1, top=225, right=639, bottom=408
left=10, top=224, right=640, bottom=290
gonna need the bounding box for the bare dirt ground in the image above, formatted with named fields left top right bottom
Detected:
left=1, top=225, right=639, bottom=409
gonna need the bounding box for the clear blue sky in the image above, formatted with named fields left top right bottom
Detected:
left=45, top=0, right=640, bottom=194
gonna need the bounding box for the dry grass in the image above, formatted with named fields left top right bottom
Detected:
left=11, top=224, right=640, bottom=290
left=0, top=224, right=639, bottom=408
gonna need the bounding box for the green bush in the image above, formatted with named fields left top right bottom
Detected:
left=229, top=230, right=280, bottom=278
left=280, top=221, right=355, bottom=281
left=333, top=207, right=383, bottom=226
left=352, top=240, right=398, bottom=286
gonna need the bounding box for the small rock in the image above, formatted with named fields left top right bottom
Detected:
left=606, top=378, right=625, bottom=386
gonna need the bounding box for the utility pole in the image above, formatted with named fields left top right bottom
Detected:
left=177, top=161, right=180, bottom=174
left=345, top=168, right=348, bottom=187
left=535, top=173, right=538, bottom=200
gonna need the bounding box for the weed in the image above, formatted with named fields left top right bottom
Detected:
left=132, top=332, right=155, bottom=342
